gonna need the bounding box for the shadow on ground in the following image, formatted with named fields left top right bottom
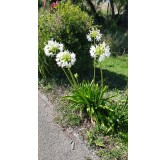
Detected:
left=83, top=68, right=128, bottom=90
left=39, top=67, right=128, bottom=91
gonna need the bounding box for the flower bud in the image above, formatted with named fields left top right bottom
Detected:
left=74, top=73, right=78, bottom=79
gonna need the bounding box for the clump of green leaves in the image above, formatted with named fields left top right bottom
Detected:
left=65, top=81, right=109, bottom=124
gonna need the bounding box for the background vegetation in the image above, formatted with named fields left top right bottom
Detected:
left=39, top=1, right=94, bottom=78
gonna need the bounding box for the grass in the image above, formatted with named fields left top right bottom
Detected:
left=86, top=125, right=128, bottom=160
left=97, top=54, right=128, bottom=77
left=94, top=54, right=128, bottom=90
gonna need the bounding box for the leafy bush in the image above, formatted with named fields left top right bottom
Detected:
left=38, top=1, right=94, bottom=78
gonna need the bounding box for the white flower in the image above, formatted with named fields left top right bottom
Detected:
left=86, top=28, right=102, bottom=42
left=86, top=34, right=92, bottom=42
left=90, top=45, right=96, bottom=58
left=96, top=34, right=102, bottom=41
left=44, top=39, right=64, bottom=57
left=99, top=54, right=105, bottom=62
left=59, top=43, right=64, bottom=52
left=56, top=50, right=76, bottom=68
left=89, top=42, right=111, bottom=62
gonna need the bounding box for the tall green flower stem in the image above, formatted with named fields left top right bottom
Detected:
left=100, top=62, right=103, bottom=89
left=93, top=39, right=96, bottom=83
left=68, top=68, right=78, bottom=89
left=93, top=59, right=96, bottom=84
left=62, top=68, right=73, bottom=86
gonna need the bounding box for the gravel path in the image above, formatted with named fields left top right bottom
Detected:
left=38, top=91, right=99, bottom=160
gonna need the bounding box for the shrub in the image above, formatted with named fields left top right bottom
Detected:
left=38, top=1, right=94, bottom=78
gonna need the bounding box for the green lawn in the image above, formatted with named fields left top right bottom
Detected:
left=99, top=54, right=128, bottom=77
left=95, top=54, right=128, bottom=90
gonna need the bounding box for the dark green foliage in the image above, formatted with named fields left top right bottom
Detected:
left=99, top=15, right=128, bottom=55
left=110, top=30, right=128, bottom=55
left=38, top=0, right=43, bottom=8
left=38, top=2, right=94, bottom=78
left=65, top=82, right=109, bottom=123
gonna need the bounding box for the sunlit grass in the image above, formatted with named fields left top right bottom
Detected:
left=97, top=54, right=128, bottom=77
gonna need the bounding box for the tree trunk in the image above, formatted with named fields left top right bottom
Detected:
left=110, top=0, right=115, bottom=17
left=85, top=0, right=97, bottom=14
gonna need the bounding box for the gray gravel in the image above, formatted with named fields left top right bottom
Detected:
left=38, top=91, right=99, bottom=160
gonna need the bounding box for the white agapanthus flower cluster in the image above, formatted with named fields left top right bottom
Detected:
left=44, top=39, right=64, bottom=57
left=56, top=50, right=76, bottom=68
left=86, top=28, right=102, bottom=42
left=90, top=42, right=110, bottom=62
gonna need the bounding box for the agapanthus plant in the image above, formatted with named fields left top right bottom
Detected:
left=86, top=28, right=102, bottom=42
left=44, top=39, right=63, bottom=57
left=43, top=29, right=111, bottom=125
